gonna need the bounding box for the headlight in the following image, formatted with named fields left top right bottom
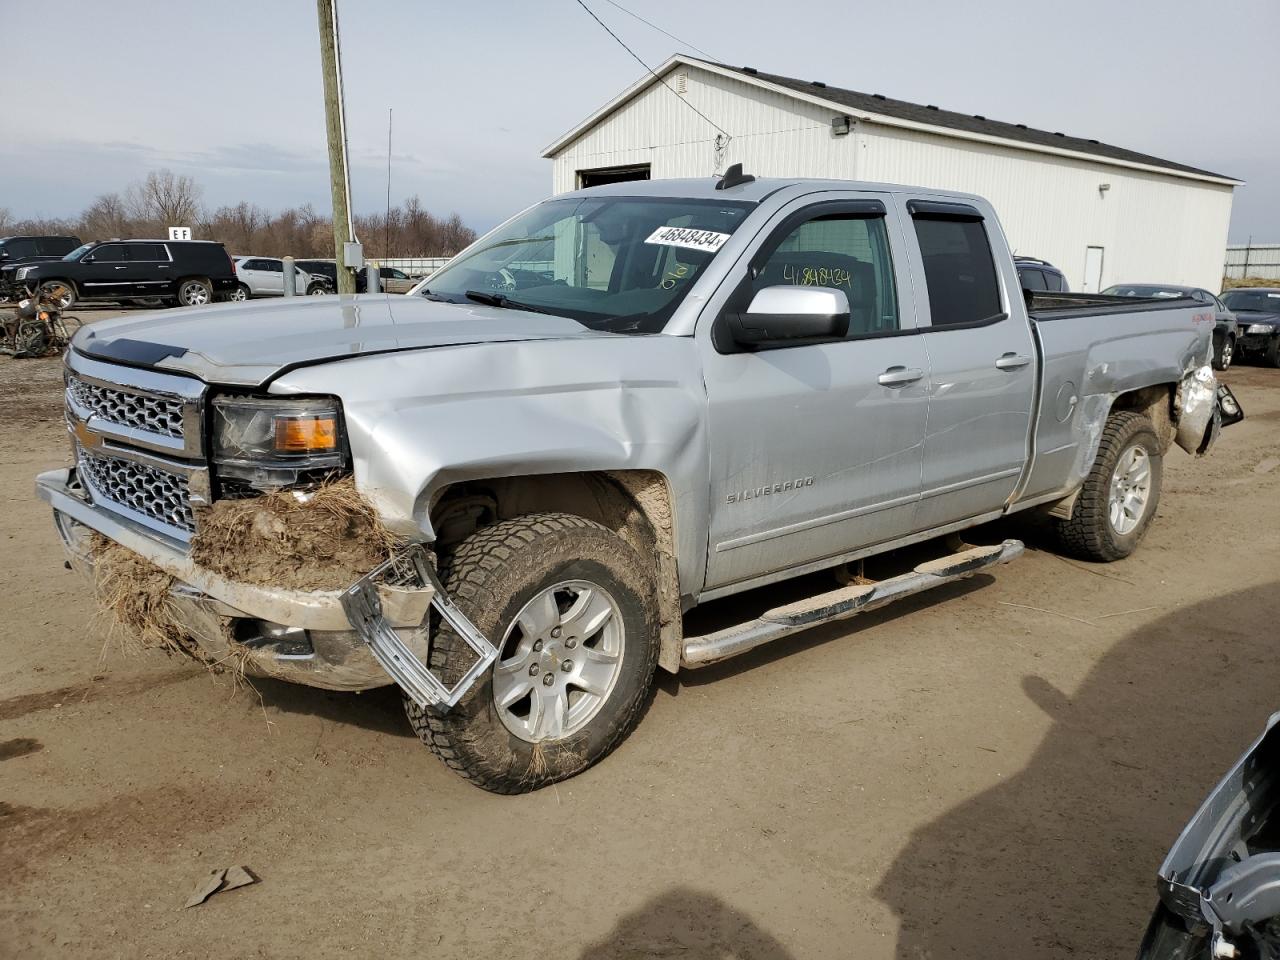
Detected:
left=211, top=395, right=346, bottom=489
left=1247, top=323, right=1276, bottom=335
left=15, top=266, right=32, bottom=280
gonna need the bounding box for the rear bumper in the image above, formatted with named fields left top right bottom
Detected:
left=36, top=467, right=434, bottom=691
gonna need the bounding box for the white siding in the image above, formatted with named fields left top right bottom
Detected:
left=550, top=64, right=1234, bottom=292
left=551, top=67, right=858, bottom=193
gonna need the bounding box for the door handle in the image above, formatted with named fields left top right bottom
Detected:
left=114, top=265, right=127, bottom=270
left=878, top=366, right=924, bottom=387
left=995, top=353, right=1032, bottom=370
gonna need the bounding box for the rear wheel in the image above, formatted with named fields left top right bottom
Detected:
left=1056, top=411, right=1163, bottom=562
left=228, top=284, right=249, bottom=302
left=1268, top=337, right=1280, bottom=369
left=177, top=278, right=212, bottom=306
left=37, top=280, right=74, bottom=309
left=405, top=513, right=660, bottom=793
left=14, top=319, right=49, bottom=357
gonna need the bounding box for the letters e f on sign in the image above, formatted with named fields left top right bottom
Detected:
left=645, top=225, right=730, bottom=253
left=168, top=226, right=192, bottom=241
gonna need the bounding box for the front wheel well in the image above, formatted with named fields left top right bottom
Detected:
left=429, top=470, right=683, bottom=673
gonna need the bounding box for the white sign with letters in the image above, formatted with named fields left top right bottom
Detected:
left=168, top=226, right=192, bottom=241
left=644, top=225, right=730, bottom=253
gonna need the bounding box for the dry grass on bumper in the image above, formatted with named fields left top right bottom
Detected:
left=191, top=477, right=399, bottom=593
left=90, top=533, right=219, bottom=663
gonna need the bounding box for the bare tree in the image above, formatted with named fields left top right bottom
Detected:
left=81, top=193, right=130, bottom=240
left=125, top=169, right=202, bottom=227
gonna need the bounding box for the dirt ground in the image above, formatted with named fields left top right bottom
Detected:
left=2, top=309, right=1278, bottom=959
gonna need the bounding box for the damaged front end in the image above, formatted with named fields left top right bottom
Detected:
left=39, top=349, right=492, bottom=708
left=1139, top=716, right=1280, bottom=960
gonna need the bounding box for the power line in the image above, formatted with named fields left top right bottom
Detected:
left=573, top=0, right=729, bottom=140
left=599, top=0, right=718, bottom=62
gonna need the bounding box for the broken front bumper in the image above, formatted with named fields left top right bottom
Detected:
left=36, top=467, right=494, bottom=703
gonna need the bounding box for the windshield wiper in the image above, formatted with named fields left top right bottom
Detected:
left=464, top=290, right=557, bottom=316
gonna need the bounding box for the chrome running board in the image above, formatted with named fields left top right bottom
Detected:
left=681, top=539, right=1024, bottom=668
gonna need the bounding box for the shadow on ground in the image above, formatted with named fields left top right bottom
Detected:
left=246, top=677, right=415, bottom=738
left=874, top=583, right=1280, bottom=958
left=577, top=887, right=793, bottom=959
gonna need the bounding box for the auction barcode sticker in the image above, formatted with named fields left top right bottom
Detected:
left=645, top=225, right=731, bottom=252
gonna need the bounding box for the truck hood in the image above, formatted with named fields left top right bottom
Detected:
left=73, top=294, right=619, bottom=386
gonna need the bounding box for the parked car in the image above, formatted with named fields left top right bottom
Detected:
left=293, top=259, right=412, bottom=293
left=1220, top=287, right=1280, bottom=367
left=1014, top=256, right=1069, bottom=293
left=1137, top=712, right=1280, bottom=960
left=38, top=172, right=1234, bottom=793
left=1104, top=284, right=1239, bottom=370
left=14, top=239, right=237, bottom=308
left=0, top=235, right=82, bottom=300
left=231, top=257, right=327, bottom=299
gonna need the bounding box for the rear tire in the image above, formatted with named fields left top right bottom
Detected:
left=405, top=513, right=660, bottom=794
left=229, top=284, right=249, bottom=303
left=1056, top=411, right=1163, bottom=562
left=1267, top=337, right=1280, bottom=369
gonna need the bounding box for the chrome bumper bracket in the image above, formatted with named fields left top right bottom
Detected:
left=340, top=544, right=497, bottom=710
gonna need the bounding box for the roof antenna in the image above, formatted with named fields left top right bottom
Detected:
left=716, top=162, right=755, bottom=190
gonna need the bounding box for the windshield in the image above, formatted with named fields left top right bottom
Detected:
left=63, top=243, right=94, bottom=261
left=1102, top=284, right=1187, bottom=299
left=1223, top=290, right=1280, bottom=312
left=416, top=196, right=755, bottom=333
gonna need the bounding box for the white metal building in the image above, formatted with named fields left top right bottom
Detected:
left=543, top=56, right=1239, bottom=292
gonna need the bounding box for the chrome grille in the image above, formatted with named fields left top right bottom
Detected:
left=76, top=446, right=196, bottom=535
left=67, top=375, right=185, bottom=439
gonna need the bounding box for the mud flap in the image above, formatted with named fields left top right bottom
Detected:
left=340, top=544, right=497, bottom=710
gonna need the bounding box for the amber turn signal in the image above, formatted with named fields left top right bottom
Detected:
left=274, top=415, right=338, bottom=454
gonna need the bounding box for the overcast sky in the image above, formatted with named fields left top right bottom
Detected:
left=2, top=0, right=1275, bottom=242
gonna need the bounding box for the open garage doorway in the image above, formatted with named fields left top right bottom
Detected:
left=577, top=164, right=650, bottom=189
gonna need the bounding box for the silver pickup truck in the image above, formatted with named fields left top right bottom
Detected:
left=37, top=170, right=1234, bottom=792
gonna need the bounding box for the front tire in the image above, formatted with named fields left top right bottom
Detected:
left=177, top=278, right=212, bottom=306
left=1268, top=337, right=1280, bottom=369
left=1214, top=334, right=1234, bottom=371
left=37, top=280, right=74, bottom=309
left=406, top=513, right=660, bottom=793
left=1056, top=411, right=1163, bottom=562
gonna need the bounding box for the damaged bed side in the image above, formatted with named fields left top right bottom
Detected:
left=40, top=472, right=491, bottom=704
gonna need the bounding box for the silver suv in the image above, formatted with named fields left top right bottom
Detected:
left=231, top=257, right=326, bottom=299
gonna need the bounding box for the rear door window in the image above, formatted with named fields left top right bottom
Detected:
left=1019, top=267, right=1047, bottom=291
left=39, top=238, right=79, bottom=256
left=4, top=239, right=38, bottom=258
left=1044, top=270, right=1066, bottom=292
left=912, top=214, right=1003, bottom=328
left=127, top=243, right=167, bottom=262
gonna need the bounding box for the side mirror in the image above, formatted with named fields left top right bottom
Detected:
left=728, top=285, right=850, bottom=346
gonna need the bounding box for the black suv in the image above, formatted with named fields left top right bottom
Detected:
left=0, top=235, right=82, bottom=299
left=1014, top=256, right=1070, bottom=293
left=15, top=239, right=238, bottom=308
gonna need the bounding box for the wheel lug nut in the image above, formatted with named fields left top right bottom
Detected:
left=561, top=661, right=573, bottom=672
left=529, top=663, right=539, bottom=676
left=551, top=627, right=562, bottom=639
left=566, top=638, right=577, bottom=648
left=542, top=673, right=555, bottom=686
left=533, top=640, right=543, bottom=652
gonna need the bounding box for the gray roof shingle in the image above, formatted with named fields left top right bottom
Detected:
left=705, top=61, right=1235, bottom=182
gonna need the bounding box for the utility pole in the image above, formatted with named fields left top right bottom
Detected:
left=316, top=0, right=356, bottom=293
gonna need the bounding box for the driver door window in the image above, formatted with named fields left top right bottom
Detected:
left=751, top=214, right=899, bottom=336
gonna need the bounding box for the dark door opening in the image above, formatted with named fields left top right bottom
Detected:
left=577, top=164, right=651, bottom=189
